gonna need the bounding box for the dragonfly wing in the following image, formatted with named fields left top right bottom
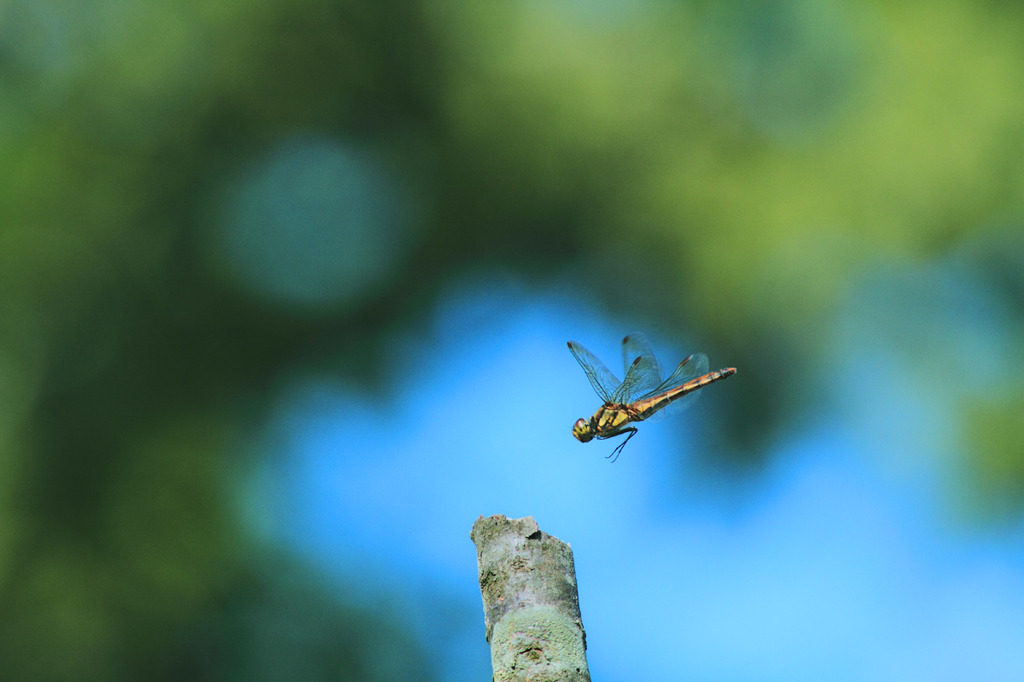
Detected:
left=568, top=341, right=621, bottom=403
left=637, top=352, right=710, bottom=421
left=659, top=352, right=710, bottom=388
left=621, top=333, right=662, bottom=381
left=613, top=334, right=664, bottom=403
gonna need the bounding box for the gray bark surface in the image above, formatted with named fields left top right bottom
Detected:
left=470, top=514, right=591, bottom=682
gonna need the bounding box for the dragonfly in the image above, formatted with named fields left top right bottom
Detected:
left=567, top=333, right=736, bottom=461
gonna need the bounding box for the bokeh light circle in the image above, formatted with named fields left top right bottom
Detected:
left=212, top=134, right=415, bottom=311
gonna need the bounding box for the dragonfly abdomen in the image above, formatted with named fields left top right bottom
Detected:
left=632, top=367, right=737, bottom=420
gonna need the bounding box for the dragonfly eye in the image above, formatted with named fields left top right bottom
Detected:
left=572, top=418, right=594, bottom=443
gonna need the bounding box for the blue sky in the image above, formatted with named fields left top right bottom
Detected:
left=239, top=272, right=1024, bottom=681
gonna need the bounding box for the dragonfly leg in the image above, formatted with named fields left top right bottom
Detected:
left=606, top=427, right=638, bottom=463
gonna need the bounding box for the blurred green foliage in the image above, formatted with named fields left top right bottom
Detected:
left=0, top=0, right=1022, bottom=678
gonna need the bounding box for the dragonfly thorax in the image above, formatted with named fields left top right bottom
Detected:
left=594, top=404, right=633, bottom=433
left=572, top=418, right=595, bottom=443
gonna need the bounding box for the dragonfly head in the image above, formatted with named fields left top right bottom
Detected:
left=572, top=418, right=595, bottom=443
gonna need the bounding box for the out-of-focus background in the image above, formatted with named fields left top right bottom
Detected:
left=2, top=1, right=1024, bottom=679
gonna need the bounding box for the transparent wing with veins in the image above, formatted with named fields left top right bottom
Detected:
left=613, top=333, right=665, bottom=404
left=621, top=333, right=661, bottom=379
left=567, top=341, right=622, bottom=404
